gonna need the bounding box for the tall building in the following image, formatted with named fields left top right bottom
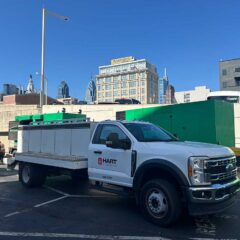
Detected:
left=26, top=75, right=35, bottom=94
left=166, top=84, right=175, bottom=104
left=220, top=58, right=240, bottom=91
left=158, top=68, right=169, bottom=104
left=57, top=81, right=70, bottom=99
left=96, top=56, right=159, bottom=104
left=85, top=78, right=96, bottom=103
left=2, top=84, right=18, bottom=95
left=175, top=86, right=210, bottom=103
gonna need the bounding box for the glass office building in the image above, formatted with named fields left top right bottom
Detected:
left=85, top=79, right=96, bottom=103
left=57, top=81, right=70, bottom=99
left=158, top=68, right=168, bottom=104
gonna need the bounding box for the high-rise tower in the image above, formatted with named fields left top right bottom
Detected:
left=85, top=77, right=96, bottom=103
left=57, top=81, right=70, bottom=99
left=158, top=68, right=169, bottom=104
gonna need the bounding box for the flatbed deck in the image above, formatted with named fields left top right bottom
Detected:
left=15, top=152, right=88, bottom=170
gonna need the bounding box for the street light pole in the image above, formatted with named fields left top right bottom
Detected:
left=45, top=77, right=48, bottom=105
left=39, top=8, right=69, bottom=108
left=40, top=8, right=46, bottom=107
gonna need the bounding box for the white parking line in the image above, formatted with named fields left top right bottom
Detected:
left=34, top=196, right=68, bottom=208
left=4, top=186, right=117, bottom=218
left=4, top=211, right=20, bottom=218
left=0, top=232, right=171, bottom=240
left=4, top=196, right=68, bottom=218
left=4, top=209, right=31, bottom=218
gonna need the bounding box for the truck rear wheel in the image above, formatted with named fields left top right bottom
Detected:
left=139, top=179, right=182, bottom=227
left=19, top=163, right=46, bottom=188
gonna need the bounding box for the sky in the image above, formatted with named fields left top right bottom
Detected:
left=0, top=0, right=240, bottom=100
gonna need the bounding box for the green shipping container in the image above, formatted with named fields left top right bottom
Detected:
left=120, top=101, right=235, bottom=147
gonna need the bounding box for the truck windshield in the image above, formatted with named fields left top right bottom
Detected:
left=123, top=123, right=176, bottom=142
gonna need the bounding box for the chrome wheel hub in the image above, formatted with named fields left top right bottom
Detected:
left=147, top=189, right=168, bottom=218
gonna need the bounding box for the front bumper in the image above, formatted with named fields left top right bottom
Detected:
left=186, top=178, right=240, bottom=215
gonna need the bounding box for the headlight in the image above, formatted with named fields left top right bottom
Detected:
left=188, top=156, right=210, bottom=186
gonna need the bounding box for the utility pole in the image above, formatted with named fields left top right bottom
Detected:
left=40, top=8, right=46, bottom=107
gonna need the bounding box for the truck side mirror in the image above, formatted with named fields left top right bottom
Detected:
left=106, top=133, right=120, bottom=149
left=120, top=139, right=131, bottom=150
left=106, top=133, right=131, bottom=150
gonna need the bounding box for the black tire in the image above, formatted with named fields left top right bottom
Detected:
left=139, top=179, right=182, bottom=227
left=19, top=163, right=46, bottom=188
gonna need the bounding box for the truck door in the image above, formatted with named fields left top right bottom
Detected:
left=88, top=123, right=133, bottom=187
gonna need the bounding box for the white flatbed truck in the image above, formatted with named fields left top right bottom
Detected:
left=15, top=120, right=240, bottom=226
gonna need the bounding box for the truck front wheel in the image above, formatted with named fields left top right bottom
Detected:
left=139, top=179, right=182, bottom=227
left=19, top=163, right=46, bottom=188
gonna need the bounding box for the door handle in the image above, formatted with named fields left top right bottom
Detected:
left=94, top=150, right=102, bottom=154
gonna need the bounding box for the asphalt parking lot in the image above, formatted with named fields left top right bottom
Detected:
left=0, top=165, right=239, bottom=240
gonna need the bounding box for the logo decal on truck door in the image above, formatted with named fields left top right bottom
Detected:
left=98, top=157, right=117, bottom=166
left=98, top=157, right=103, bottom=165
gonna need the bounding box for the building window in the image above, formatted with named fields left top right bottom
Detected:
left=140, top=73, right=145, bottom=79
left=113, top=76, right=119, bottom=82
left=114, top=91, right=119, bottom=96
left=222, top=69, right=227, bottom=76
left=97, top=85, right=101, bottom=91
left=235, top=77, right=240, bottom=86
left=121, top=75, right=128, bottom=81
left=98, top=78, right=104, bottom=84
left=98, top=92, right=104, bottom=98
left=184, top=93, right=190, bottom=103
left=105, top=85, right=111, bottom=90
left=222, top=82, right=227, bottom=88
left=105, top=77, right=111, bottom=83
left=105, top=92, right=112, bottom=97
left=141, top=81, right=145, bottom=86
left=129, top=81, right=136, bottom=88
left=129, top=73, right=136, bottom=80
left=122, top=90, right=127, bottom=95
left=141, top=88, right=145, bottom=94
left=130, top=89, right=136, bottom=95
left=235, top=67, right=240, bottom=72
left=121, top=82, right=127, bottom=88
left=113, top=83, right=119, bottom=89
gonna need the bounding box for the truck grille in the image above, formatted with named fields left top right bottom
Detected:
left=205, top=156, right=237, bottom=184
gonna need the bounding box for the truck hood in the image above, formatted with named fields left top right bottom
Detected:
left=140, top=141, right=233, bottom=158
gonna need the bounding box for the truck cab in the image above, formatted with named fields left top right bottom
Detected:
left=88, top=121, right=240, bottom=226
